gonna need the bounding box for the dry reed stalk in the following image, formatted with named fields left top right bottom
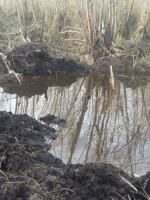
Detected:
left=110, top=65, right=115, bottom=90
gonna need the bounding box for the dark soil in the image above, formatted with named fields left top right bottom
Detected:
left=93, top=55, right=133, bottom=74
left=0, top=111, right=150, bottom=200
left=5, top=43, right=90, bottom=75
left=93, top=45, right=150, bottom=77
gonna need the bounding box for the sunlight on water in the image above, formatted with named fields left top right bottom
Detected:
left=0, top=73, right=150, bottom=175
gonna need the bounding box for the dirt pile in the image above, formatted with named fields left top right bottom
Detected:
left=0, top=42, right=149, bottom=81
left=0, top=111, right=150, bottom=200
left=4, top=43, right=90, bottom=75
left=93, top=44, right=150, bottom=76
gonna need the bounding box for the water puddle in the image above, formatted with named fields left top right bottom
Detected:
left=0, top=72, right=150, bottom=175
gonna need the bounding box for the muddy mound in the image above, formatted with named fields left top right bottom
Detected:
left=0, top=111, right=57, bottom=140
left=92, top=45, right=150, bottom=76
left=0, top=111, right=150, bottom=200
left=93, top=56, right=133, bottom=74
left=5, top=43, right=90, bottom=75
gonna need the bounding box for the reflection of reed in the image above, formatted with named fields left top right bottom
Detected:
left=68, top=75, right=92, bottom=163
left=85, top=87, right=99, bottom=163
left=2, top=74, right=150, bottom=174
left=141, top=87, right=150, bottom=128
left=95, top=86, right=114, bottom=162
left=65, top=77, right=86, bottom=120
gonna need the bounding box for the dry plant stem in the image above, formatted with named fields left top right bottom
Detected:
left=86, top=0, right=92, bottom=47
left=119, top=175, right=138, bottom=192
left=16, top=0, right=26, bottom=42
left=142, top=57, right=150, bottom=67
left=11, top=70, right=22, bottom=84
left=49, top=188, right=74, bottom=194
left=53, top=0, right=58, bottom=12
left=115, top=189, right=127, bottom=200
left=31, top=0, right=37, bottom=21
left=0, top=170, right=9, bottom=182
left=40, top=12, right=45, bottom=41
left=74, top=0, right=89, bottom=45
left=0, top=53, right=22, bottom=84
left=109, top=65, right=115, bottom=90
left=5, top=181, right=27, bottom=184
left=21, top=171, right=47, bottom=198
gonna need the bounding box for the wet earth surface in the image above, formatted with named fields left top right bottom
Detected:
left=6, top=43, right=90, bottom=75
left=0, top=111, right=150, bottom=200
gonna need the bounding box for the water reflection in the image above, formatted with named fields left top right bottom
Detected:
left=0, top=72, right=150, bottom=175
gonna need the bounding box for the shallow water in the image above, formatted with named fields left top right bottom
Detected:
left=0, top=72, right=150, bottom=175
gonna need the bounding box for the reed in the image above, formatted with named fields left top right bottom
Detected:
left=0, top=0, right=149, bottom=53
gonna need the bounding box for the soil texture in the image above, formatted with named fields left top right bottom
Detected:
left=93, top=44, right=150, bottom=76
left=0, top=111, right=150, bottom=200
left=5, top=43, right=90, bottom=75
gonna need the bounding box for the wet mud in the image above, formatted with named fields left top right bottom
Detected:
left=5, top=43, right=90, bottom=76
left=93, top=43, right=150, bottom=76
left=0, top=111, right=150, bottom=200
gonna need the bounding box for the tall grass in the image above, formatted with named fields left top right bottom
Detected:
left=0, top=0, right=150, bottom=53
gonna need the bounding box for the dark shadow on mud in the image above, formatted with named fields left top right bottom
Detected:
left=0, top=111, right=150, bottom=200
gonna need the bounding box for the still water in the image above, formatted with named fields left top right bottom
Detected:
left=0, top=72, right=150, bottom=175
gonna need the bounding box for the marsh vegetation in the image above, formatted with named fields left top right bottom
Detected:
left=0, top=0, right=150, bottom=56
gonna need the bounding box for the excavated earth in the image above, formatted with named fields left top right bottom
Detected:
left=0, top=111, right=150, bottom=200
left=6, top=43, right=90, bottom=75
left=0, top=42, right=149, bottom=83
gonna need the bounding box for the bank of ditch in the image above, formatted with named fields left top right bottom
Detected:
left=0, top=111, right=150, bottom=200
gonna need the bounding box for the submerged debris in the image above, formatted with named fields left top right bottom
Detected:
left=40, top=114, right=66, bottom=128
